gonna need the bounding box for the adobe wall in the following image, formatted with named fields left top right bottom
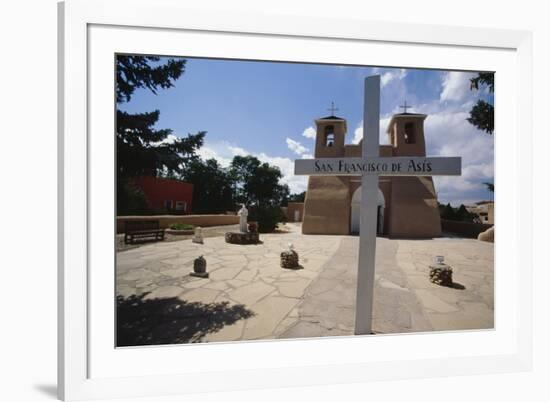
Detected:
left=387, top=176, right=442, bottom=237
left=302, top=176, right=351, bottom=235
left=488, top=203, right=494, bottom=224
left=116, top=214, right=239, bottom=234
left=286, top=202, right=305, bottom=222
left=343, top=144, right=393, bottom=157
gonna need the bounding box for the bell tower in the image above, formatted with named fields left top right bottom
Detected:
left=302, top=104, right=351, bottom=235
left=385, top=104, right=442, bottom=237
left=386, top=111, right=428, bottom=157
left=314, top=103, right=347, bottom=158
left=314, top=116, right=347, bottom=158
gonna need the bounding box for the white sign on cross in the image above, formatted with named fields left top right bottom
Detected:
left=294, top=75, right=462, bottom=335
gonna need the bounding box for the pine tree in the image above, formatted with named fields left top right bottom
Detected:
left=116, top=55, right=205, bottom=179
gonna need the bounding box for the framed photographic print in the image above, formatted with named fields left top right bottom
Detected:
left=58, top=0, right=533, bottom=400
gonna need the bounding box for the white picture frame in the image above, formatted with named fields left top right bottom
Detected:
left=58, top=0, right=533, bottom=400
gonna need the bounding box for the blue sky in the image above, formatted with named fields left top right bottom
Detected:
left=119, top=57, right=494, bottom=206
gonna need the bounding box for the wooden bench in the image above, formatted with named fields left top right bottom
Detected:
left=124, top=220, right=165, bottom=244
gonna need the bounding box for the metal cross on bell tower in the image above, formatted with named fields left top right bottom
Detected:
left=327, top=101, right=339, bottom=116
left=399, top=100, right=411, bottom=114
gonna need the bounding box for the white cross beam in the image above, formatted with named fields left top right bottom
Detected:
left=294, top=75, right=461, bottom=335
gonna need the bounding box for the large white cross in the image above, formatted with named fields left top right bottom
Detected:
left=294, top=75, right=462, bottom=334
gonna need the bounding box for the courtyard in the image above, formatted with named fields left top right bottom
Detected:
left=116, top=223, right=493, bottom=346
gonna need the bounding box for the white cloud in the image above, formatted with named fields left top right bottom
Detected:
left=286, top=138, right=309, bottom=155
left=302, top=126, right=316, bottom=139
left=440, top=71, right=477, bottom=103
left=380, top=69, right=407, bottom=88
left=424, top=103, right=494, bottom=205
left=227, top=145, right=247, bottom=156
left=196, top=145, right=232, bottom=168
left=151, top=133, right=178, bottom=146
left=256, top=152, right=308, bottom=194
left=349, top=127, right=364, bottom=145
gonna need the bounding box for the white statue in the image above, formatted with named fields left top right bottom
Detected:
left=237, top=204, right=248, bottom=233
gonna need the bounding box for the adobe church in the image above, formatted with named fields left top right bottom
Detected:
left=302, top=110, right=442, bottom=238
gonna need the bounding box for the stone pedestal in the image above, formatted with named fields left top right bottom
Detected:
left=225, top=231, right=260, bottom=245
left=280, top=250, right=299, bottom=269
left=429, top=263, right=453, bottom=286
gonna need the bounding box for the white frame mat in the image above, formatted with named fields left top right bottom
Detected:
left=58, top=0, right=533, bottom=400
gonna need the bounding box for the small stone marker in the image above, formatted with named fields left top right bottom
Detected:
left=294, top=75, right=462, bottom=335
left=429, top=255, right=453, bottom=287
left=281, top=243, right=300, bottom=269
left=192, top=226, right=204, bottom=244
left=190, top=255, right=209, bottom=278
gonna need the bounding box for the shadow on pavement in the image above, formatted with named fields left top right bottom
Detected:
left=116, top=293, right=254, bottom=346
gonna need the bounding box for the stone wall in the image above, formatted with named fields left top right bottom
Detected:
left=441, top=219, right=493, bottom=238
left=286, top=202, right=304, bottom=222
left=117, top=214, right=239, bottom=234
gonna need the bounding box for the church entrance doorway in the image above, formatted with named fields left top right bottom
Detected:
left=350, top=187, right=385, bottom=235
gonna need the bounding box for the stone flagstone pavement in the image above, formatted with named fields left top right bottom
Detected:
left=116, top=223, right=493, bottom=346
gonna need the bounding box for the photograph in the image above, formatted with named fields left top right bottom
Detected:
left=115, top=54, right=495, bottom=346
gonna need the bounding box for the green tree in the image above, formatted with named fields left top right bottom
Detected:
left=229, top=155, right=289, bottom=207
left=467, top=72, right=494, bottom=134
left=439, top=203, right=477, bottom=223
left=440, top=203, right=456, bottom=221
left=455, top=204, right=476, bottom=222
left=181, top=158, right=234, bottom=213
left=288, top=191, right=306, bottom=203
left=116, top=55, right=205, bottom=180
left=483, top=182, right=494, bottom=192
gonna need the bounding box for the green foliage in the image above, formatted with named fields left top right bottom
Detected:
left=181, top=158, right=234, bottom=213
left=468, top=72, right=494, bottom=135
left=288, top=191, right=306, bottom=203
left=169, top=223, right=194, bottom=230
left=229, top=155, right=290, bottom=207
left=116, top=55, right=205, bottom=179
left=484, top=182, right=494, bottom=192
left=180, top=154, right=289, bottom=218
left=438, top=203, right=477, bottom=223
left=116, top=55, right=186, bottom=103
left=249, top=205, right=284, bottom=233
left=117, top=179, right=149, bottom=215
left=467, top=100, right=494, bottom=134
left=439, top=203, right=456, bottom=220
left=455, top=204, right=476, bottom=222
left=470, top=73, right=494, bottom=93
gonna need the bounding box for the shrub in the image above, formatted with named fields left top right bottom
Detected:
left=250, top=206, right=283, bottom=233
left=169, top=223, right=194, bottom=230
